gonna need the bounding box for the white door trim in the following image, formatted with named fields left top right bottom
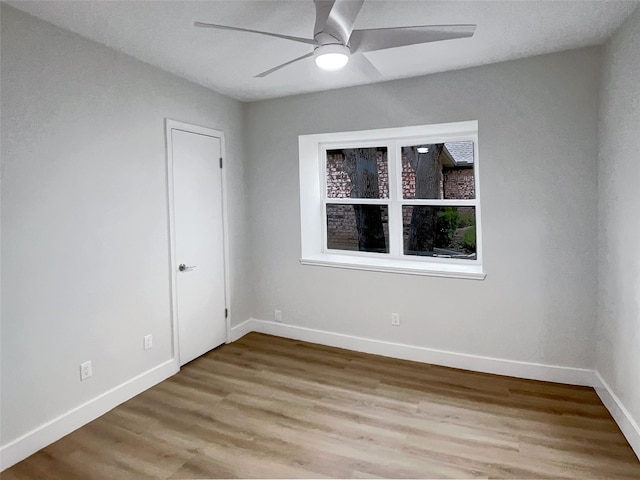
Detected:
left=165, top=119, right=231, bottom=367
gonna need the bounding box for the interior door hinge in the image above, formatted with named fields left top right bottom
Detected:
left=219, top=157, right=223, bottom=168
left=225, top=308, right=228, bottom=318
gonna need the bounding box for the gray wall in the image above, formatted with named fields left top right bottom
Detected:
left=597, top=6, right=640, bottom=430
left=0, top=5, right=250, bottom=445
left=244, top=47, right=601, bottom=369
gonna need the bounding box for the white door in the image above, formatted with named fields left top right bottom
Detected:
left=171, top=127, right=227, bottom=366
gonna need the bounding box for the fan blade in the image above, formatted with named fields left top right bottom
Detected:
left=350, top=24, right=476, bottom=53
left=255, top=51, right=314, bottom=78
left=350, top=53, right=382, bottom=81
left=194, top=22, right=316, bottom=46
left=314, top=0, right=364, bottom=44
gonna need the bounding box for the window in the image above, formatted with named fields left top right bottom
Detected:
left=299, top=121, right=485, bottom=279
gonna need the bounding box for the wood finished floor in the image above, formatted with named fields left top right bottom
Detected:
left=4, top=333, right=640, bottom=479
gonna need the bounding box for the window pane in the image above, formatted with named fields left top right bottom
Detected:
left=327, top=204, right=389, bottom=253
left=402, top=141, right=475, bottom=199
left=403, top=206, right=476, bottom=259
left=326, top=147, right=388, bottom=199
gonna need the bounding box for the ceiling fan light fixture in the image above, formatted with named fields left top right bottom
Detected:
left=314, top=44, right=350, bottom=71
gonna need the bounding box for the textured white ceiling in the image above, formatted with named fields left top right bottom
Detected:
left=7, top=0, right=639, bottom=101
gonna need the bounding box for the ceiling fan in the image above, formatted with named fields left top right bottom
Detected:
left=195, top=0, right=476, bottom=78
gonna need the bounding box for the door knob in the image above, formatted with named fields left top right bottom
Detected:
left=178, top=264, right=197, bottom=272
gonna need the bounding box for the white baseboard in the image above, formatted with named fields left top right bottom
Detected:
left=0, top=358, right=179, bottom=471
left=593, top=371, right=640, bottom=460
left=233, top=318, right=594, bottom=386
left=228, top=318, right=254, bottom=342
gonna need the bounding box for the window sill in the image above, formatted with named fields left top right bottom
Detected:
left=300, top=254, right=486, bottom=280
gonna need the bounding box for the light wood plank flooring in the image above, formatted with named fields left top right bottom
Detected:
left=4, top=333, right=640, bottom=479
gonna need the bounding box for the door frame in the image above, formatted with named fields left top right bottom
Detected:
left=165, top=119, right=231, bottom=366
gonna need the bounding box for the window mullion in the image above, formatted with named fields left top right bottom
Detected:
left=387, top=140, right=402, bottom=257
left=325, top=198, right=388, bottom=205
left=400, top=199, right=476, bottom=207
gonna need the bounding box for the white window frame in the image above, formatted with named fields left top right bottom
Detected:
left=299, top=121, right=485, bottom=280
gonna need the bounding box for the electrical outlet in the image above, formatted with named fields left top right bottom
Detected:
left=80, top=361, right=92, bottom=381
left=274, top=309, right=282, bottom=322
left=144, top=334, right=153, bottom=351
left=391, top=313, right=401, bottom=326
